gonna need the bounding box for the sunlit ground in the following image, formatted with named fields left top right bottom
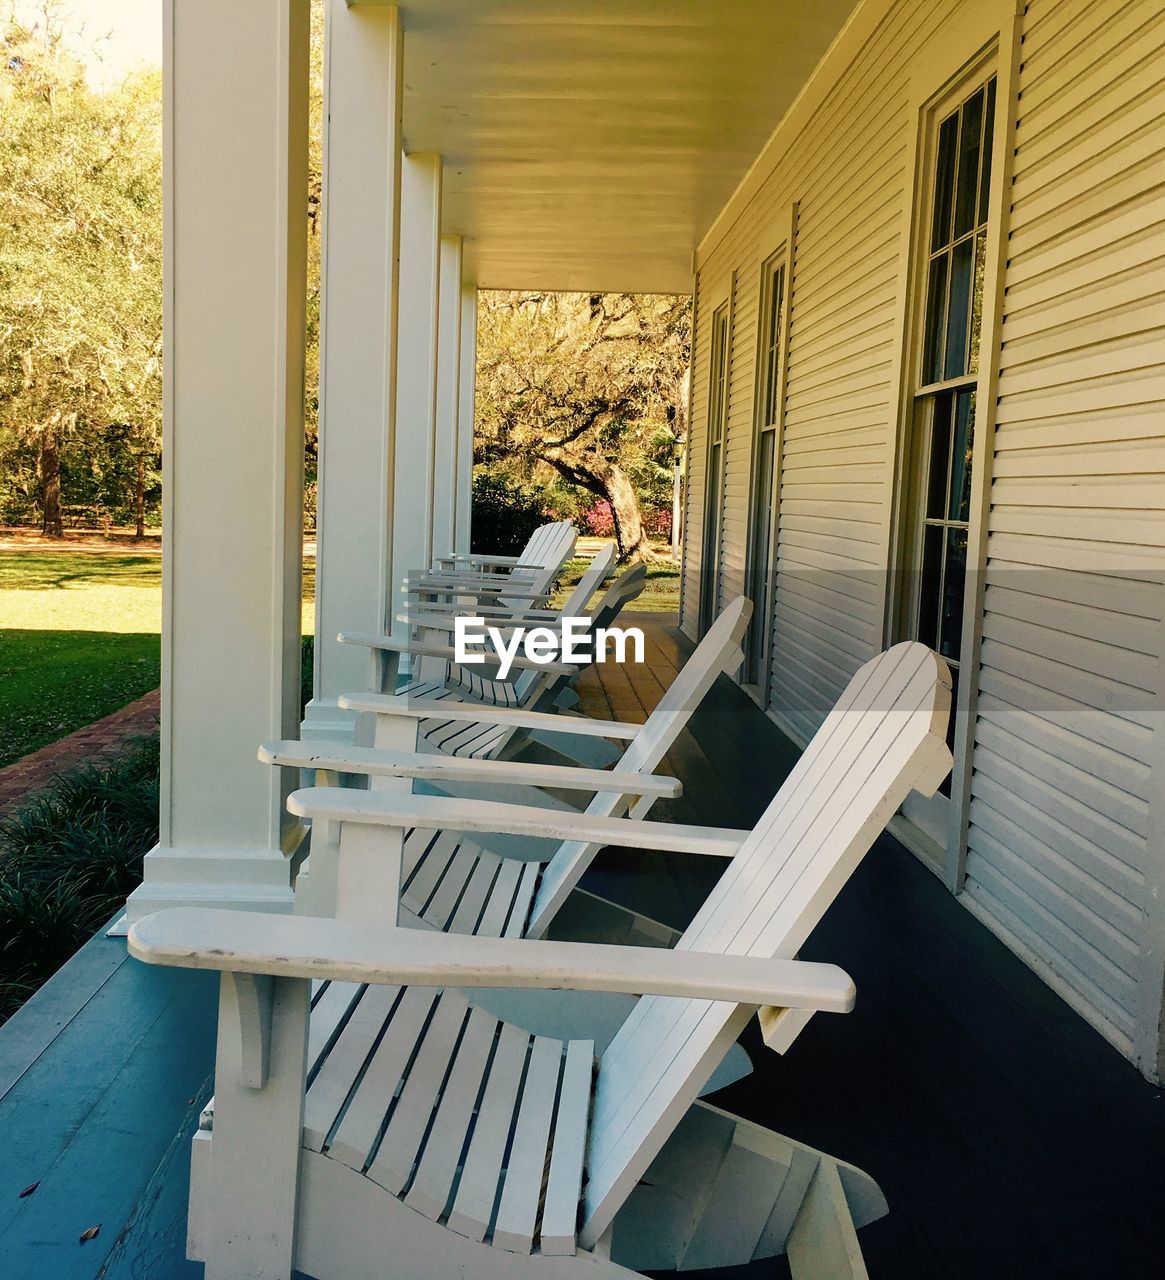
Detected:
left=0, top=541, right=675, bottom=767
left=0, top=550, right=315, bottom=766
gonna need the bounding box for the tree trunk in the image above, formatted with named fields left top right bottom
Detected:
left=40, top=422, right=63, bottom=538
left=541, top=452, right=653, bottom=561
left=134, top=454, right=146, bottom=540
left=602, top=464, right=649, bottom=561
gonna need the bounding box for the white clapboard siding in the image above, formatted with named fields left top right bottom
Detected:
left=962, top=0, right=1165, bottom=1056
left=680, top=0, right=957, bottom=642
left=689, top=0, right=960, bottom=725
left=680, top=0, right=1165, bottom=1072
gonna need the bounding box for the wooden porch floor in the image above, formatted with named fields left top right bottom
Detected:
left=0, top=613, right=1162, bottom=1278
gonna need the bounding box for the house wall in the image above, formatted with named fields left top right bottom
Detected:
left=680, top=0, right=1165, bottom=1074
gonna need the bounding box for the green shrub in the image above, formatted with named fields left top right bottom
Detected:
left=469, top=473, right=551, bottom=557
left=0, top=733, right=160, bottom=1023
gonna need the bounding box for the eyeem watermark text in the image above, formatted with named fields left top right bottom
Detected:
left=453, top=616, right=644, bottom=679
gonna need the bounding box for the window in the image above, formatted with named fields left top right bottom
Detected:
left=745, top=254, right=787, bottom=689
left=907, top=74, right=996, bottom=792
left=699, top=301, right=730, bottom=630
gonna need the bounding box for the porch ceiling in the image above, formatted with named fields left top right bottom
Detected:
left=390, top=0, right=860, bottom=293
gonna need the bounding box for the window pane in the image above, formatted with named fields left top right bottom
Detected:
left=949, top=390, right=976, bottom=522
left=953, top=87, right=984, bottom=241
left=927, top=394, right=953, bottom=519
left=931, top=112, right=958, bottom=251
left=940, top=526, right=968, bottom=662
left=968, top=229, right=988, bottom=375
left=918, top=525, right=944, bottom=650
left=978, top=77, right=997, bottom=225
left=748, top=430, right=777, bottom=681
left=944, top=235, right=974, bottom=379
left=764, top=265, right=784, bottom=424
left=923, top=253, right=948, bottom=384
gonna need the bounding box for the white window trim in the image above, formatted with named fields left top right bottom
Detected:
left=884, top=0, right=1022, bottom=889
left=698, top=273, right=735, bottom=635
left=742, top=202, right=797, bottom=705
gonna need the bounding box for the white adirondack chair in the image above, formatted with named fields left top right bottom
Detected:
left=129, top=640, right=952, bottom=1280
left=382, top=541, right=620, bottom=706
left=263, top=597, right=753, bottom=941
left=339, top=553, right=647, bottom=771
left=407, top=518, right=576, bottom=611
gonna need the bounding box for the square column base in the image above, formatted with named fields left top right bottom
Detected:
left=125, top=843, right=300, bottom=923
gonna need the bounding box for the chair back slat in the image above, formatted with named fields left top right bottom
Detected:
left=497, top=521, right=576, bottom=609
left=578, top=642, right=952, bottom=1247
left=525, top=598, right=751, bottom=937
left=560, top=543, right=616, bottom=617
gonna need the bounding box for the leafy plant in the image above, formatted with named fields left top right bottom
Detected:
left=469, top=473, right=551, bottom=557
left=0, top=733, right=160, bottom=1023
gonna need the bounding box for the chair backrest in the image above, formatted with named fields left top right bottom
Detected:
left=559, top=541, right=616, bottom=617
left=443, top=544, right=615, bottom=706
left=577, top=641, right=952, bottom=1247
left=497, top=520, right=576, bottom=608
left=525, top=597, right=752, bottom=937
left=589, top=561, right=647, bottom=631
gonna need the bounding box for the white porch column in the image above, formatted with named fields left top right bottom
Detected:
left=390, top=153, right=442, bottom=636
left=302, top=0, right=403, bottom=742
left=454, top=284, right=478, bottom=555
left=431, top=236, right=463, bottom=560
left=129, top=0, right=310, bottom=920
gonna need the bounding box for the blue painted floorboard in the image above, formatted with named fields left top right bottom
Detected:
left=0, top=931, right=215, bottom=1278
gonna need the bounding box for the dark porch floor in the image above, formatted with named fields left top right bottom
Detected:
left=580, top=616, right=1165, bottom=1280
left=0, top=614, right=1162, bottom=1278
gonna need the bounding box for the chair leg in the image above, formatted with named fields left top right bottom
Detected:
left=786, top=1159, right=870, bottom=1280
left=201, top=972, right=310, bottom=1280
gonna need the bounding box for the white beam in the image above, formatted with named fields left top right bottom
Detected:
left=389, top=153, right=442, bottom=636
left=455, top=284, right=478, bottom=555
left=302, top=0, right=403, bottom=743
left=129, top=0, right=310, bottom=920
left=431, top=235, right=463, bottom=561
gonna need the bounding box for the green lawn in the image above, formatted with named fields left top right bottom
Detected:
left=0, top=553, right=163, bottom=767
left=0, top=540, right=673, bottom=769
left=554, top=544, right=681, bottom=614
left=0, top=550, right=317, bottom=768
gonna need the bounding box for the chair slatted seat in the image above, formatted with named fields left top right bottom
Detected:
left=400, top=831, right=541, bottom=936
left=367, top=599, right=753, bottom=941
left=302, top=983, right=594, bottom=1256
left=297, top=642, right=950, bottom=1257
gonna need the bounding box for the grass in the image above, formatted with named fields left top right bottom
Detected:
left=0, top=551, right=163, bottom=766
left=0, top=548, right=316, bottom=767
left=0, top=733, right=159, bottom=1022
left=553, top=545, right=681, bottom=614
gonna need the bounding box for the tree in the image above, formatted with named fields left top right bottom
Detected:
left=0, top=11, right=162, bottom=536
left=475, top=292, right=690, bottom=561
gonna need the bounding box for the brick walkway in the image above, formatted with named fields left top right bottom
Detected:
left=0, top=689, right=160, bottom=815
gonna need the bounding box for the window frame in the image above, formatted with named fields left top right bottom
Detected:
left=885, top=0, right=1020, bottom=889
left=743, top=204, right=797, bottom=703
left=699, top=280, right=734, bottom=634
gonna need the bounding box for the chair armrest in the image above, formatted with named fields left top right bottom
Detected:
left=406, top=578, right=555, bottom=599
left=336, top=693, right=641, bottom=739
left=258, top=741, right=681, bottom=798
left=337, top=631, right=577, bottom=676
left=286, top=787, right=748, bottom=857
left=401, top=603, right=562, bottom=622
left=434, top=553, right=530, bottom=568
left=129, top=910, right=855, bottom=1013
